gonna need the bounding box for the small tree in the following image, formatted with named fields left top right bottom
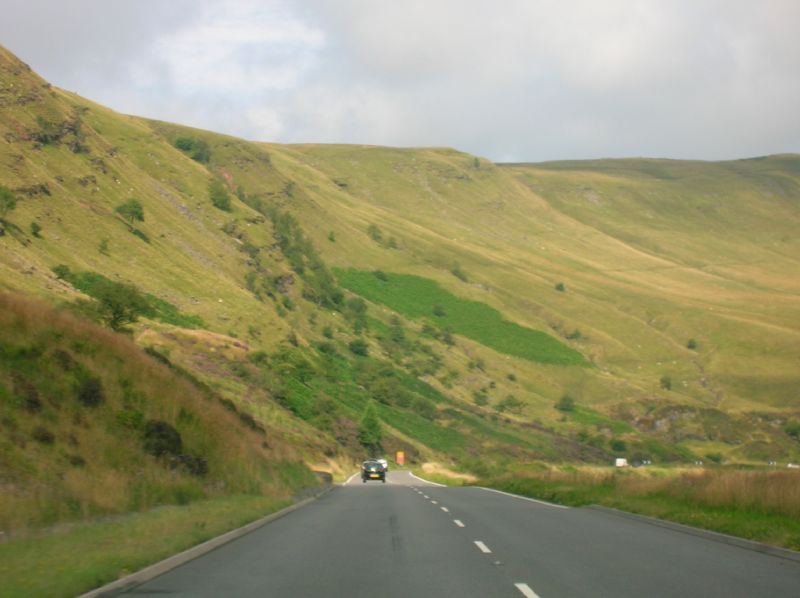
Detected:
left=358, top=400, right=382, bottom=452
left=115, top=198, right=144, bottom=229
left=687, top=339, right=698, bottom=350
left=94, top=280, right=151, bottom=331
left=555, top=282, right=566, bottom=292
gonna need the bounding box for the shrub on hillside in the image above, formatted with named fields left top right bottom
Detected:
left=11, top=372, right=41, bottom=412
left=473, top=389, right=489, bottom=406
left=169, top=454, right=209, bottom=476
left=555, top=282, right=566, bottom=292
left=142, top=419, right=182, bottom=457
left=174, top=136, right=211, bottom=163
left=367, top=224, right=383, bottom=243
left=450, top=263, right=468, bottom=282
left=31, top=426, right=55, bottom=444
left=209, top=179, right=232, bottom=211
left=610, top=439, right=627, bottom=453
left=660, top=375, right=672, bottom=391
left=555, top=395, right=576, bottom=412
left=495, top=395, right=523, bottom=414
left=785, top=420, right=800, bottom=440
left=349, top=339, right=369, bottom=356
left=76, top=376, right=104, bottom=407
left=52, top=264, right=71, bottom=279
left=0, top=185, right=17, bottom=221
left=412, top=397, right=437, bottom=419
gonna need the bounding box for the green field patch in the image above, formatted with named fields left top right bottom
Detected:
left=375, top=402, right=466, bottom=454
left=569, top=406, right=634, bottom=434
left=335, top=269, right=588, bottom=366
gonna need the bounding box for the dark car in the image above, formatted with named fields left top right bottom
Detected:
left=361, top=459, right=386, bottom=483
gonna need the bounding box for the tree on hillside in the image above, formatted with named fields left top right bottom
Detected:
left=115, top=198, right=144, bottom=229
left=94, top=280, right=151, bottom=331
left=358, top=400, right=382, bottom=453
left=0, top=185, right=17, bottom=221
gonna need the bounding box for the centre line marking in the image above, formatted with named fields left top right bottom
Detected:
left=474, top=540, right=492, bottom=554
left=423, top=495, right=429, bottom=499
left=441, top=506, right=449, bottom=513
left=454, top=519, right=465, bottom=527
left=431, top=500, right=438, bottom=504
left=515, top=582, right=541, bottom=598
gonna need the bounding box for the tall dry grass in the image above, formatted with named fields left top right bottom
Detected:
left=0, top=292, right=315, bottom=536
left=531, top=466, right=800, bottom=518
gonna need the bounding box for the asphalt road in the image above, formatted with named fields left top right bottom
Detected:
left=118, top=470, right=800, bottom=597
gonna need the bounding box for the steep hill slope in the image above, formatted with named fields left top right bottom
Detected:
left=1, top=40, right=799, bottom=489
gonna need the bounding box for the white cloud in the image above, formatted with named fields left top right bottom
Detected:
left=0, top=0, right=797, bottom=161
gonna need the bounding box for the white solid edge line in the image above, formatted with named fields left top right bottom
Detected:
left=454, top=519, right=465, bottom=527
left=408, top=471, right=447, bottom=487
left=474, top=540, right=492, bottom=553
left=515, top=582, right=541, bottom=598
left=477, top=486, right=569, bottom=509
left=342, top=472, right=360, bottom=486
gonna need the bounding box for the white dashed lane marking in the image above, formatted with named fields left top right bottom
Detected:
left=441, top=506, right=449, bottom=513
left=474, top=540, right=492, bottom=554
left=431, top=500, right=438, bottom=505
left=454, top=519, right=465, bottom=527
left=515, top=582, right=541, bottom=598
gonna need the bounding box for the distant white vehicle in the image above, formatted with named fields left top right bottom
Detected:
left=615, top=458, right=628, bottom=468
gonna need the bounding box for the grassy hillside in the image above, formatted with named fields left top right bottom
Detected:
left=0, top=292, right=315, bottom=534
left=2, top=37, right=800, bottom=501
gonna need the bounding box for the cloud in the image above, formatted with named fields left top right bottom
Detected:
left=0, top=0, right=798, bottom=161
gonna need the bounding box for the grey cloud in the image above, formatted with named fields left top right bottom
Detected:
left=0, top=0, right=797, bottom=161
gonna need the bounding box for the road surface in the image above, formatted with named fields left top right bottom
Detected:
left=117, top=470, right=800, bottom=597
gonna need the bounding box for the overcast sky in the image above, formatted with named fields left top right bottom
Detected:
left=1, top=0, right=798, bottom=162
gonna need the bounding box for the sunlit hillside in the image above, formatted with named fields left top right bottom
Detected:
left=2, top=40, right=799, bottom=489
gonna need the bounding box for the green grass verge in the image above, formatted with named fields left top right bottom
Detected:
left=335, top=269, right=588, bottom=366
left=0, top=494, right=290, bottom=598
